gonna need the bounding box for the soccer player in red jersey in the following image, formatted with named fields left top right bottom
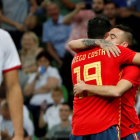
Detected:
left=70, top=17, right=140, bottom=140
left=73, top=25, right=140, bottom=140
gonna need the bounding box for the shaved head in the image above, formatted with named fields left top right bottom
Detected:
left=115, top=25, right=133, bottom=46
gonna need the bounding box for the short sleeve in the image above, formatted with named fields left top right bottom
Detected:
left=2, top=32, right=21, bottom=73
left=115, top=45, right=136, bottom=66
left=121, top=65, right=140, bottom=87
left=42, top=22, right=50, bottom=43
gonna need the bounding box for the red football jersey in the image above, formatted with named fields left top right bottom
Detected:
left=120, top=65, right=140, bottom=138
left=71, top=45, right=136, bottom=136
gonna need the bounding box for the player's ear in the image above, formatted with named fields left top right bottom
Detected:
left=121, top=42, right=129, bottom=48
left=104, top=32, right=109, bottom=39
left=86, top=33, right=89, bottom=38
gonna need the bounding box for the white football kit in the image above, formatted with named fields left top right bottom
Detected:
left=0, top=29, right=21, bottom=84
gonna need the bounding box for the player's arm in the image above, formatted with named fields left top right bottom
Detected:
left=3, top=70, right=24, bottom=140
left=59, top=0, right=75, bottom=9
left=24, top=78, right=36, bottom=96
left=39, top=101, right=47, bottom=128
left=69, top=39, right=120, bottom=57
left=0, top=15, right=25, bottom=31
left=63, top=3, right=85, bottom=25
left=47, top=42, right=63, bottom=66
left=131, top=53, right=140, bottom=65
left=29, top=0, right=37, bottom=14
left=39, top=110, right=47, bottom=128
left=33, top=77, right=59, bottom=94
left=74, top=79, right=132, bottom=97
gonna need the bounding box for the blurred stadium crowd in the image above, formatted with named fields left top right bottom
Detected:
left=1, top=0, right=140, bottom=139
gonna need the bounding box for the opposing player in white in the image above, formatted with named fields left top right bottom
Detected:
left=0, top=19, right=24, bottom=140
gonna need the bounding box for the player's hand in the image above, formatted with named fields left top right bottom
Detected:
left=75, top=3, right=85, bottom=12
left=58, top=59, right=63, bottom=67
left=95, top=40, right=121, bottom=58
left=40, top=100, right=48, bottom=112
left=14, top=22, right=25, bottom=32
left=74, top=79, right=85, bottom=96
left=12, top=136, right=24, bottom=140
left=1, top=130, right=12, bottom=140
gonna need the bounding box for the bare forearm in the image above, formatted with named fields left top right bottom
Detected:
left=6, top=85, right=23, bottom=137
left=39, top=111, right=46, bottom=128
left=59, top=0, right=75, bottom=9
left=29, top=0, right=37, bottom=14
left=25, top=136, right=32, bottom=140
left=24, top=80, right=36, bottom=96
left=23, top=65, right=37, bottom=73
left=84, top=84, right=119, bottom=97
left=69, top=39, right=101, bottom=52
left=47, top=44, right=62, bottom=63
left=34, top=78, right=59, bottom=94
left=34, top=86, right=50, bottom=94
left=63, top=9, right=79, bottom=25
left=0, top=15, right=18, bottom=27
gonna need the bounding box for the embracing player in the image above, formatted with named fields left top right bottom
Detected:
left=70, top=17, right=140, bottom=140
left=72, top=25, right=140, bottom=140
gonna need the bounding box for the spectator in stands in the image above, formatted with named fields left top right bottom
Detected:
left=24, top=51, right=62, bottom=137
left=119, top=0, right=140, bottom=19
left=48, top=103, right=72, bottom=139
left=111, top=0, right=127, bottom=8
left=24, top=50, right=62, bottom=106
left=127, top=0, right=140, bottom=12
left=63, top=2, right=95, bottom=55
left=41, top=0, right=78, bottom=16
left=20, top=31, right=43, bottom=74
left=0, top=100, right=34, bottom=140
left=39, top=87, right=64, bottom=131
left=0, top=0, right=37, bottom=50
left=42, top=2, right=72, bottom=66
left=104, top=1, right=123, bottom=27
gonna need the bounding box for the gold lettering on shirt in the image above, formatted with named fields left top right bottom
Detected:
left=84, top=62, right=102, bottom=85
left=72, top=49, right=106, bottom=64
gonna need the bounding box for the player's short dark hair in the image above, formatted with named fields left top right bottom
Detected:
left=115, top=25, right=133, bottom=34
left=36, top=50, right=52, bottom=61
left=0, top=0, right=2, bottom=10
left=115, top=25, right=133, bottom=45
left=87, top=17, right=111, bottom=39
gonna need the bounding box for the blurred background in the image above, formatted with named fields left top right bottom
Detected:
left=1, top=0, right=140, bottom=139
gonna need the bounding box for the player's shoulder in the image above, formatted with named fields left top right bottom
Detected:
left=123, top=65, right=140, bottom=73
left=116, top=45, right=132, bottom=51
left=0, top=29, right=10, bottom=37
